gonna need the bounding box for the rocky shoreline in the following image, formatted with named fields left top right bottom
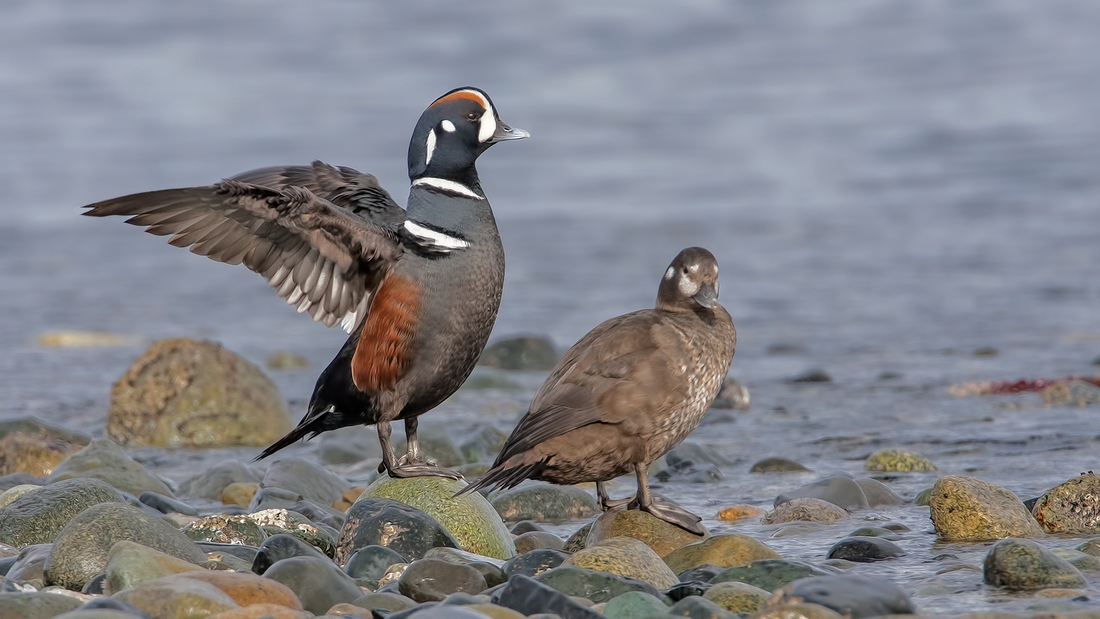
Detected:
left=1, top=338, right=1099, bottom=618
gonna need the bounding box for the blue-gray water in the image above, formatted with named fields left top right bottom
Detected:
left=3, top=1, right=1100, bottom=614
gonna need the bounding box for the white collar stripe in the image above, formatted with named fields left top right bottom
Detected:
left=412, top=177, right=484, bottom=200
left=404, top=219, right=470, bottom=250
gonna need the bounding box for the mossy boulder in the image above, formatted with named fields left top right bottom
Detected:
left=534, top=565, right=660, bottom=604
left=0, top=417, right=91, bottom=478
left=983, top=538, right=1087, bottom=590
left=663, top=534, right=781, bottom=574
left=864, top=449, right=938, bottom=472
left=1032, top=472, right=1100, bottom=534
left=45, top=439, right=173, bottom=497
left=704, top=580, right=770, bottom=613
left=43, top=502, right=206, bottom=590
left=490, top=483, right=598, bottom=522
left=105, top=337, right=294, bottom=448
left=358, top=475, right=515, bottom=560
left=564, top=536, right=678, bottom=589
left=929, top=476, right=1043, bottom=541
left=586, top=508, right=706, bottom=556
left=0, top=477, right=123, bottom=547
left=711, top=559, right=836, bottom=592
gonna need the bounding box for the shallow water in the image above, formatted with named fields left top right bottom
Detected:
left=3, top=1, right=1100, bottom=614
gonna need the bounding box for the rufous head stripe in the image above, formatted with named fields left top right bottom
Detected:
left=430, top=89, right=490, bottom=111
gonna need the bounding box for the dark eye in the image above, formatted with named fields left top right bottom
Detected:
left=466, top=112, right=479, bottom=121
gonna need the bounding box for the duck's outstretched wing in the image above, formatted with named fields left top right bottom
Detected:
left=83, top=162, right=404, bottom=332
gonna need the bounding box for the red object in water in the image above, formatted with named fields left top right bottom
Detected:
left=987, top=376, right=1100, bottom=394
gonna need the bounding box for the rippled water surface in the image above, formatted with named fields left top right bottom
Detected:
left=3, top=1, right=1100, bottom=614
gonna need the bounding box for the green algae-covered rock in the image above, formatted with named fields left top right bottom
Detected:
left=864, top=449, right=938, bottom=472
left=103, top=540, right=203, bottom=595
left=663, top=534, right=781, bottom=574
left=564, top=536, right=678, bottom=589
left=0, top=477, right=123, bottom=547
left=562, top=521, right=594, bottom=553
left=105, top=337, right=294, bottom=448
left=1051, top=548, right=1100, bottom=572
left=983, top=538, right=1087, bottom=590
left=359, top=475, right=515, bottom=560
left=43, top=502, right=206, bottom=591
left=0, top=485, right=40, bottom=509
left=711, top=559, right=836, bottom=592
left=915, top=487, right=933, bottom=506
left=603, top=590, right=669, bottom=619
left=0, top=416, right=90, bottom=478
left=490, top=483, right=598, bottom=523
left=704, top=580, right=770, bottom=613
left=1032, top=472, right=1100, bottom=534
left=0, top=592, right=82, bottom=619
left=182, top=514, right=268, bottom=547
left=46, top=439, right=173, bottom=497
left=587, top=508, right=706, bottom=557
left=929, top=476, right=1043, bottom=541
left=534, top=565, right=660, bottom=604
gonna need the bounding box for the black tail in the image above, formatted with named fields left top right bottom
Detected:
left=455, top=460, right=543, bottom=498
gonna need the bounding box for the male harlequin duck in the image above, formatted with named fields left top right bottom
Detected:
left=459, top=247, right=735, bottom=534
left=84, top=87, right=528, bottom=478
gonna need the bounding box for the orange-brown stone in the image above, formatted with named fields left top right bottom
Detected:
left=717, top=504, right=766, bottom=522
left=177, top=570, right=303, bottom=610
left=208, top=604, right=309, bottom=619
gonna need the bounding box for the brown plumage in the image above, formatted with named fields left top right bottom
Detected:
left=460, top=247, right=736, bottom=534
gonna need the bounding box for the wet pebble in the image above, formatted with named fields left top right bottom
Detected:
left=0, top=418, right=89, bottom=479
left=853, top=478, right=906, bottom=506
left=360, top=476, right=515, bottom=559
left=459, top=427, right=509, bottom=465
left=667, top=594, right=737, bottom=618
left=586, top=508, right=706, bottom=556
left=336, top=497, right=458, bottom=564
left=0, top=477, right=123, bottom=547
left=677, top=563, right=724, bottom=583
left=662, top=534, right=781, bottom=574
left=398, top=558, right=487, bottom=602
left=508, top=521, right=543, bottom=535
left=770, top=574, right=915, bottom=618
left=247, top=487, right=301, bottom=513
left=502, top=548, right=569, bottom=578
left=787, top=369, right=832, bottom=383
left=252, top=534, right=329, bottom=575
left=565, top=536, right=678, bottom=589
left=711, top=559, right=836, bottom=592
left=137, top=491, right=197, bottom=516
left=754, top=602, right=845, bottom=619
left=0, top=472, right=43, bottom=492
left=710, top=376, right=751, bottom=410
left=46, top=439, right=174, bottom=497
left=775, top=475, right=869, bottom=510
left=1051, top=548, right=1100, bottom=572
left=261, top=457, right=352, bottom=508
left=44, top=502, right=206, bottom=591
left=846, top=526, right=901, bottom=540
left=715, top=504, right=767, bottom=522
left=175, top=569, right=304, bottom=609
left=825, top=537, right=905, bottom=562
left=863, top=448, right=937, bottom=472
left=489, top=484, right=598, bottom=523
left=512, top=531, right=563, bottom=554
left=929, top=475, right=1043, bottom=540
left=666, top=580, right=712, bottom=601
left=249, top=508, right=336, bottom=557
left=750, top=457, right=811, bottom=473
left=317, top=426, right=382, bottom=465
left=220, top=483, right=258, bottom=508
left=1032, top=472, right=1100, bottom=534
left=350, top=590, right=418, bottom=613
left=983, top=537, right=1087, bottom=590
left=7, top=543, right=51, bottom=585
left=496, top=573, right=603, bottom=618
left=0, top=591, right=82, bottom=618
left=344, top=544, right=407, bottom=580
left=762, top=498, right=849, bottom=525
left=103, top=540, right=202, bottom=594
left=262, top=555, right=363, bottom=614
left=534, top=565, right=659, bottom=603
left=111, top=574, right=241, bottom=617
left=602, top=590, right=668, bottom=618
left=178, top=461, right=262, bottom=501
left=1077, top=538, right=1100, bottom=556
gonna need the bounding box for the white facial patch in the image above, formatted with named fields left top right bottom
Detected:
left=441, top=119, right=456, bottom=133
left=425, top=129, right=437, bottom=166
left=478, top=105, right=497, bottom=143
left=664, top=266, right=675, bottom=280
left=678, top=273, right=700, bottom=296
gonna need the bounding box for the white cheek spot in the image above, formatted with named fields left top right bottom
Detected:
left=678, top=274, right=699, bottom=296
left=689, top=264, right=700, bottom=273
left=664, top=266, right=675, bottom=280
left=425, top=129, right=437, bottom=166
left=441, top=119, right=456, bottom=133
left=478, top=106, right=497, bottom=143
